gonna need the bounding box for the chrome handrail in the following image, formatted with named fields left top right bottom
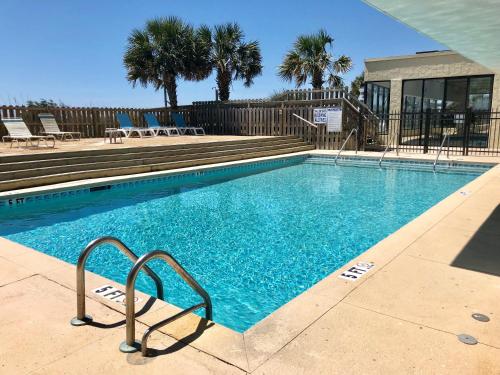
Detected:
left=378, top=130, right=398, bottom=166
left=433, top=133, right=450, bottom=172
left=334, top=128, right=358, bottom=164
left=119, top=250, right=212, bottom=355
left=70, top=236, right=164, bottom=326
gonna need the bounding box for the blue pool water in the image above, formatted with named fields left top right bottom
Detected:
left=0, top=157, right=486, bottom=332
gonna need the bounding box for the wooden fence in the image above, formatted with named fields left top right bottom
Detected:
left=0, top=106, right=145, bottom=139
left=1, top=99, right=376, bottom=150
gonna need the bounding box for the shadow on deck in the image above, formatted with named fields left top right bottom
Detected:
left=451, top=204, right=500, bottom=276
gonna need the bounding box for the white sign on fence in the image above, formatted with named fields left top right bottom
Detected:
left=326, top=108, right=342, bottom=132
left=313, top=107, right=342, bottom=132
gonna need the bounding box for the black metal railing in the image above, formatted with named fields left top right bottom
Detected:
left=370, top=109, right=500, bottom=156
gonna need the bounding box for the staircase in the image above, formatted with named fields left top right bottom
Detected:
left=0, top=136, right=313, bottom=192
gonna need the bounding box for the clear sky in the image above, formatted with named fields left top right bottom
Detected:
left=0, top=0, right=444, bottom=108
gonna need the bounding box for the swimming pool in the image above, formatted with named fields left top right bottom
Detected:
left=0, top=156, right=490, bottom=332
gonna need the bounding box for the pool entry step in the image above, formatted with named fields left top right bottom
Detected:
left=0, top=136, right=313, bottom=191
left=71, top=236, right=212, bottom=357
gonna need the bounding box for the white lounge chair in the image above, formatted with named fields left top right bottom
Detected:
left=114, top=113, right=155, bottom=138
left=171, top=113, right=205, bottom=135
left=38, top=113, right=81, bottom=141
left=144, top=113, right=180, bottom=136
left=1, top=118, right=55, bottom=148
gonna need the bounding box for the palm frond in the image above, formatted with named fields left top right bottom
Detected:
left=211, top=22, right=262, bottom=99
left=277, top=29, right=350, bottom=90
left=331, top=55, right=353, bottom=74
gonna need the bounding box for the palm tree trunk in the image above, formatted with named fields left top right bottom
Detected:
left=163, top=86, right=169, bottom=122
left=164, top=74, right=178, bottom=109
left=311, top=71, right=323, bottom=99
left=216, top=70, right=231, bottom=101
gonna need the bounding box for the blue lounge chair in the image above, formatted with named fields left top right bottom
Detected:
left=171, top=112, right=205, bottom=135
left=114, top=113, right=155, bottom=138
left=144, top=113, right=180, bottom=136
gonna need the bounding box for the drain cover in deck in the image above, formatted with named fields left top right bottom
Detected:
left=471, top=313, right=490, bottom=322
left=457, top=334, right=478, bottom=345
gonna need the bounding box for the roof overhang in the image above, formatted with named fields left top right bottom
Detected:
left=363, top=0, right=500, bottom=72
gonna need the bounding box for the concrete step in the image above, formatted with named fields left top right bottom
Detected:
left=0, top=136, right=298, bottom=164
left=0, top=144, right=314, bottom=191
left=0, top=141, right=308, bottom=181
left=0, top=138, right=305, bottom=172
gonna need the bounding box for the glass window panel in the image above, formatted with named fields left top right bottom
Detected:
left=403, top=80, right=423, bottom=113
left=372, top=85, right=379, bottom=112
left=423, top=79, right=444, bottom=111
left=382, top=87, right=389, bottom=115
left=468, top=76, right=492, bottom=111
left=364, top=81, right=390, bottom=115
left=445, top=78, right=467, bottom=111
left=378, top=87, right=384, bottom=112
left=365, top=83, right=372, bottom=109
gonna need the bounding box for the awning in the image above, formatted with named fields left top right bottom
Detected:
left=363, top=0, right=500, bottom=72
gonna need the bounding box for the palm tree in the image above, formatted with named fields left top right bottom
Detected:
left=350, top=72, right=365, bottom=97
left=210, top=23, right=263, bottom=101
left=123, top=17, right=211, bottom=109
left=278, top=29, right=352, bottom=91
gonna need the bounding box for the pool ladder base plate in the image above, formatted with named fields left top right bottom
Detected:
left=119, top=340, right=141, bottom=353
left=70, top=314, right=93, bottom=326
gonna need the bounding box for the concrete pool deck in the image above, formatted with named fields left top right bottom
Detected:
left=0, top=151, right=499, bottom=374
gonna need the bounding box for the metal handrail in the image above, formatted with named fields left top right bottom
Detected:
left=119, top=250, right=212, bottom=355
left=292, top=113, right=318, bottom=128
left=292, top=113, right=319, bottom=149
left=334, top=128, right=358, bottom=164
left=70, top=236, right=164, bottom=326
left=433, top=133, right=450, bottom=172
left=378, top=131, right=399, bottom=166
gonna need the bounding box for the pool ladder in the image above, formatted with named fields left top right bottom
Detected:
left=378, top=131, right=399, bottom=166
left=71, top=236, right=212, bottom=357
left=334, top=128, right=358, bottom=164
left=433, top=133, right=450, bottom=172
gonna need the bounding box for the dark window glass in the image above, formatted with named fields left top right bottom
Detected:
left=372, top=84, right=379, bottom=112
left=445, top=78, right=467, bottom=111
left=378, top=87, right=384, bottom=113
left=365, top=81, right=390, bottom=116
left=423, top=79, right=445, bottom=111
left=365, top=84, right=372, bottom=110
left=468, top=76, right=492, bottom=111
left=403, top=80, right=423, bottom=113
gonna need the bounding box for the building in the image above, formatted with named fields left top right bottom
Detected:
left=363, top=50, right=499, bottom=117
left=362, top=51, right=499, bottom=152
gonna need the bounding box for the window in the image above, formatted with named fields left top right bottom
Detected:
left=364, top=81, right=390, bottom=116
left=364, top=81, right=390, bottom=133
left=403, top=80, right=423, bottom=113
left=423, top=79, right=445, bottom=111
left=445, top=78, right=467, bottom=111
left=468, top=76, right=493, bottom=111
left=402, top=75, right=493, bottom=114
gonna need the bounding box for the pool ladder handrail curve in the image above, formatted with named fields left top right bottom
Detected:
left=334, top=128, right=358, bottom=165
left=378, top=131, right=399, bottom=167
left=70, top=236, right=164, bottom=326
left=120, top=250, right=213, bottom=356
left=433, top=133, right=451, bottom=172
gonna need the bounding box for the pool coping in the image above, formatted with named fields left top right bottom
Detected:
left=0, top=151, right=499, bottom=372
